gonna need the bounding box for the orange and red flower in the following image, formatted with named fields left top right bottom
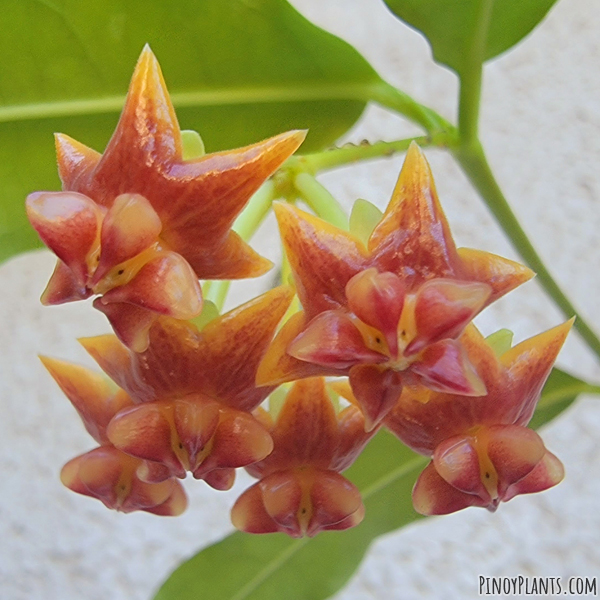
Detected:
left=231, top=378, right=374, bottom=537
left=41, top=357, right=187, bottom=516
left=384, top=320, right=572, bottom=515
left=26, top=46, right=305, bottom=351
left=78, top=286, right=293, bottom=490
left=257, top=143, right=533, bottom=428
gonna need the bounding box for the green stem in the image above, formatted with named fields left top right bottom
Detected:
left=233, top=180, right=277, bottom=239
left=457, top=0, right=494, bottom=145
left=368, top=80, right=455, bottom=136
left=293, top=135, right=435, bottom=174
left=455, top=142, right=600, bottom=361
left=293, top=172, right=349, bottom=230
left=203, top=181, right=277, bottom=311
left=202, top=279, right=230, bottom=312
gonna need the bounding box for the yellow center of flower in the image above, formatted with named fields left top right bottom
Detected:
left=91, top=244, right=165, bottom=295
left=469, top=427, right=499, bottom=500
left=351, top=294, right=420, bottom=372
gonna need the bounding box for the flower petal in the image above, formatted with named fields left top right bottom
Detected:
left=349, top=364, right=403, bottom=431
left=176, top=229, right=273, bottom=280
left=457, top=247, right=534, bottom=303
left=79, top=334, right=137, bottom=396
left=256, top=311, right=336, bottom=387
left=369, top=142, right=459, bottom=282
left=55, top=46, right=303, bottom=283
left=88, top=45, right=182, bottom=206
left=93, top=193, right=162, bottom=283
left=162, top=130, right=306, bottom=279
left=332, top=404, right=375, bottom=471
left=231, top=483, right=280, bottom=535
left=501, top=319, right=574, bottom=425
left=55, top=133, right=101, bottom=190
left=273, top=202, right=368, bottom=316
left=144, top=480, right=188, bottom=516
left=259, top=471, right=303, bottom=535
left=412, top=461, right=488, bottom=516
left=203, top=468, right=237, bottom=491
left=486, top=425, right=546, bottom=497
left=288, top=311, right=387, bottom=370
left=99, top=251, right=202, bottom=319
left=193, top=285, right=294, bottom=411
left=40, top=259, right=90, bottom=305
left=503, top=450, right=564, bottom=501
left=307, top=470, right=363, bottom=537
left=406, top=279, right=491, bottom=355
left=193, top=409, right=273, bottom=479
left=433, top=435, right=490, bottom=501
left=40, top=356, right=133, bottom=444
left=411, top=339, right=486, bottom=396
left=93, top=299, right=157, bottom=353
left=107, top=396, right=221, bottom=479
left=26, top=191, right=103, bottom=284
left=267, top=378, right=339, bottom=468
left=345, top=268, right=406, bottom=356
left=61, top=446, right=177, bottom=514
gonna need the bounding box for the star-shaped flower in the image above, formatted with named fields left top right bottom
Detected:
left=41, top=356, right=187, bottom=516
left=257, top=143, right=533, bottom=428
left=78, top=286, right=293, bottom=490
left=26, top=46, right=305, bottom=351
left=231, top=378, right=374, bottom=537
left=384, top=320, right=572, bottom=515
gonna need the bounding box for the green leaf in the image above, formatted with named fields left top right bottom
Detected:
left=154, top=366, right=595, bottom=600
left=0, top=0, right=381, bottom=263
left=382, top=0, right=558, bottom=76
left=154, top=431, right=425, bottom=600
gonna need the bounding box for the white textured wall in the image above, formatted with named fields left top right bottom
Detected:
left=1, top=1, right=599, bottom=599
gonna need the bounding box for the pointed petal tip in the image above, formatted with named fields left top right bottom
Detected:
left=401, top=140, right=431, bottom=178
left=257, top=129, right=307, bottom=159
left=502, top=317, right=574, bottom=365
left=135, top=42, right=160, bottom=69
left=406, top=139, right=424, bottom=157
left=282, top=128, right=308, bottom=148
left=272, top=199, right=303, bottom=221
left=78, top=333, right=127, bottom=369
left=38, top=354, right=62, bottom=373
left=122, top=42, right=172, bottom=124
left=246, top=255, right=275, bottom=278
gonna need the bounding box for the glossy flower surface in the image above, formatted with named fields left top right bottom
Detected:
left=41, top=357, right=187, bottom=515
left=231, top=378, right=375, bottom=537
left=258, top=143, right=533, bottom=428
left=79, top=286, right=293, bottom=490
left=26, top=46, right=305, bottom=351
left=384, top=320, right=572, bottom=515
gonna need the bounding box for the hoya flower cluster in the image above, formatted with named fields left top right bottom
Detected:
left=29, top=48, right=571, bottom=537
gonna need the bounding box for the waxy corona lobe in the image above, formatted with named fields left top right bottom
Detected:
left=26, top=46, right=305, bottom=351
left=257, top=143, right=534, bottom=429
